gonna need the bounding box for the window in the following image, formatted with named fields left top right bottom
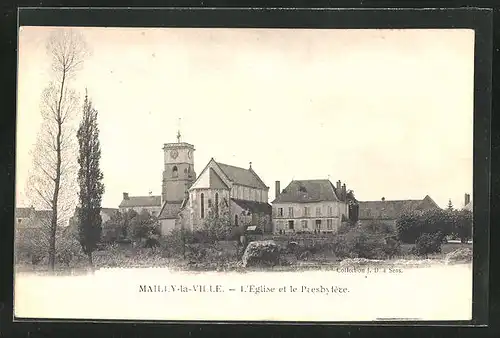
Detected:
left=215, top=193, right=219, bottom=215
left=278, top=208, right=284, bottom=217
left=288, top=207, right=294, bottom=217
left=235, top=214, right=239, bottom=226
left=200, top=193, right=205, bottom=219
left=288, top=220, right=295, bottom=230
left=315, top=220, right=322, bottom=229
left=304, top=207, right=310, bottom=217
left=327, top=219, right=333, bottom=230
left=328, top=206, right=333, bottom=217
left=208, top=199, right=212, bottom=208
left=316, top=207, right=322, bottom=217
left=172, top=166, right=178, bottom=178
left=301, top=220, right=308, bottom=229
left=17, top=218, right=22, bottom=224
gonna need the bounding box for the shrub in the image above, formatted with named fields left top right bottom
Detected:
left=331, top=224, right=401, bottom=260
left=445, top=247, right=472, bottom=263
left=413, top=233, right=442, bottom=257
left=242, top=240, right=280, bottom=267
left=15, top=228, right=48, bottom=265
left=383, top=236, right=402, bottom=258
left=361, top=221, right=396, bottom=236
left=55, top=234, right=87, bottom=267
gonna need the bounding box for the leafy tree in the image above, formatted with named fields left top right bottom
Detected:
left=77, top=91, right=104, bottom=268
left=413, top=233, right=442, bottom=257
left=127, top=209, right=160, bottom=242
left=453, top=209, right=473, bottom=243
left=202, top=199, right=232, bottom=243
left=26, top=29, right=90, bottom=271
left=396, top=208, right=453, bottom=244
left=101, top=211, right=126, bottom=243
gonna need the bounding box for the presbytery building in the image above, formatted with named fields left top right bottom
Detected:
left=272, top=179, right=356, bottom=234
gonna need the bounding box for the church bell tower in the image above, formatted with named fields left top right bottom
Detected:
left=161, top=129, right=196, bottom=204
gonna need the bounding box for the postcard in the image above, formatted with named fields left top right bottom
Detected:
left=14, top=22, right=480, bottom=323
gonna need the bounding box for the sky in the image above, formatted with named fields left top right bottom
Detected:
left=17, top=27, right=474, bottom=210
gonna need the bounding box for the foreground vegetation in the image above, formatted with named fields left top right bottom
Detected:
left=15, top=218, right=472, bottom=275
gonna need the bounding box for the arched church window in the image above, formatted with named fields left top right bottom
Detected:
left=215, top=193, right=219, bottom=215
left=201, top=193, right=205, bottom=219
left=172, top=166, right=178, bottom=178
left=235, top=214, right=239, bottom=226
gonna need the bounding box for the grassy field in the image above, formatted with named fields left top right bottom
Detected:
left=14, top=241, right=473, bottom=275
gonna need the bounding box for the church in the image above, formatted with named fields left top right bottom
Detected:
left=157, top=133, right=272, bottom=235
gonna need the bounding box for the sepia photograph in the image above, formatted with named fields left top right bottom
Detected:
left=14, top=24, right=476, bottom=322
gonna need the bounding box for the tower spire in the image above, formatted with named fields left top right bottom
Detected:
left=177, top=118, right=181, bottom=143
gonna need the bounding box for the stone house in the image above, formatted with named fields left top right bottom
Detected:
left=159, top=158, right=272, bottom=234
left=15, top=207, right=52, bottom=230
left=15, top=207, right=52, bottom=242
left=357, top=195, right=440, bottom=227
left=271, top=179, right=353, bottom=234
left=118, top=193, right=162, bottom=217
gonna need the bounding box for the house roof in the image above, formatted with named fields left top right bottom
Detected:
left=101, top=208, right=119, bottom=218
left=358, top=195, right=439, bottom=220
left=119, top=195, right=161, bottom=208
left=272, top=179, right=341, bottom=204
left=158, top=201, right=183, bottom=220
left=16, top=207, right=34, bottom=218
left=464, top=201, right=472, bottom=211
left=231, top=198, right=272, bottom=214
left=215, top=161, right=268, bottom=190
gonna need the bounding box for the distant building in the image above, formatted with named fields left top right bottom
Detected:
left=118, top=193, right=162, bottom=216
left=271, top=179, right=353, bottom=234
left=65, top=207, right=120, bottom=238
left=357, top=195, right=440, bottom=226
left=158, top=157, right=272, bottom=234
left=15, top=206, right=52, bottom=238
left=463, top=193, right=472, bottom=212
left=15, top=206, right=52, bottom=228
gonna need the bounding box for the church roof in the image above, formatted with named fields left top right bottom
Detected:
left=119, top=195, right=161, bottom=208
left=158, top=201, right=183, bottom=220
left=209, top=168, right=229, bottom=189
left=272, top=179, right=341, bottom=204
left=231, top=198, right=272, bottom=215
left=358, top=195, right=440, bottom=220
left=214, top=161, right=268, bottom=190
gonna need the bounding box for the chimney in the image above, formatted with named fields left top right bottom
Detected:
left=382, top=197, right=385, bottom=201
left=275, top=181, right=280, bottom=198
left=465, top=193, right=470, bottom=206
left=336, top=180, right=341, bottom=191
left=342, top=183, right=346, bottom=201
left=123, top=192, right=129, bottom=200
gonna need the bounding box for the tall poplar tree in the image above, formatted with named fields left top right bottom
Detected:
left=77, top=90, right=104, bottom=267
